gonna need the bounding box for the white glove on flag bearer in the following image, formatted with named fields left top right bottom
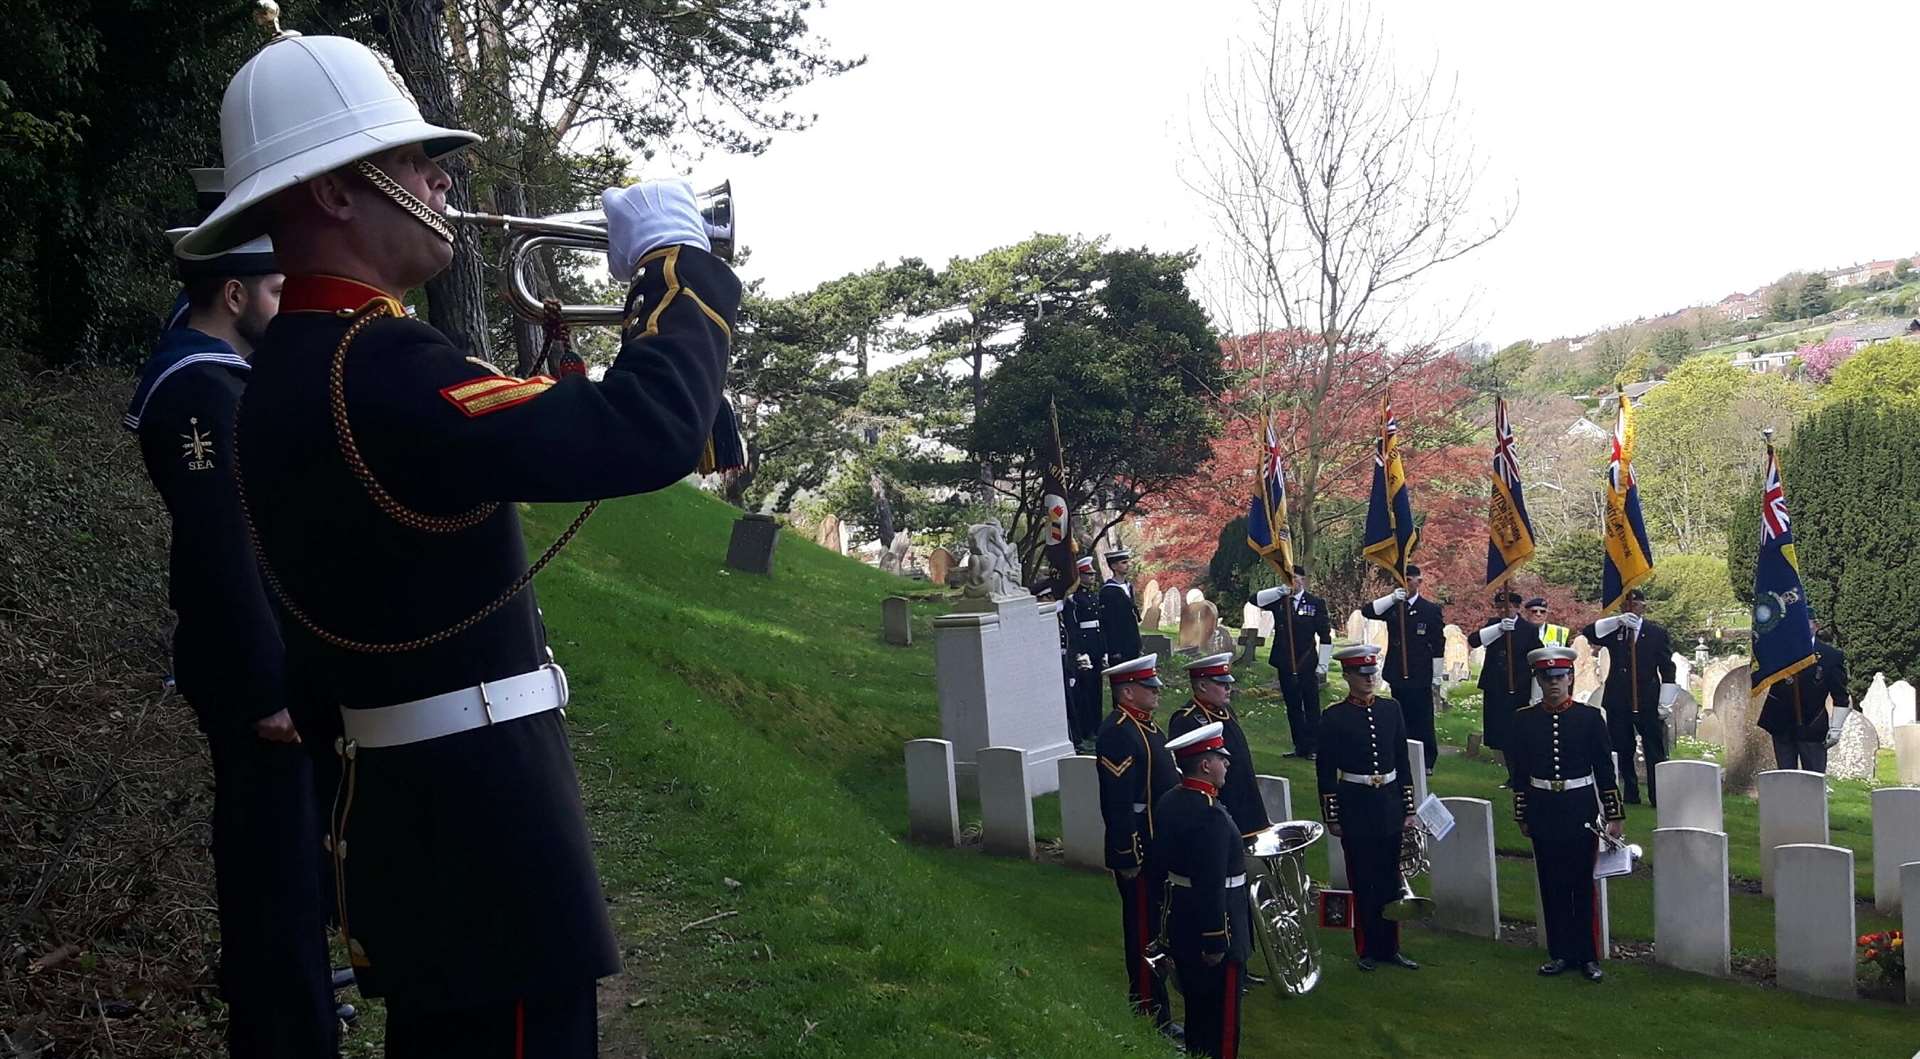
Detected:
left=603, top=180, right=711, bottom=281
left=1827, top=707, right=1855, bottom=749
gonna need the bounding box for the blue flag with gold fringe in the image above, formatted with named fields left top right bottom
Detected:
left=1486, top=396, right=1536, bottom=589
left=1362, top=397, right=1418, bottom=586
left=1246, top=413, right=1295, bottom=577
left=1751, top=440, right=1817, bottom=699
left=1601, top=393, right=1654, bottom=612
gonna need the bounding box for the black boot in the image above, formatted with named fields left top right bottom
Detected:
left=1537, top=959, right=1570, bottom=976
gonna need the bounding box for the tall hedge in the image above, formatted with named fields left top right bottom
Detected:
left=1727, top=399, right=1920, bottom=687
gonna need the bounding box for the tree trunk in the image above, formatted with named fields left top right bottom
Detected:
left=381, top=0, right=488, bottom=357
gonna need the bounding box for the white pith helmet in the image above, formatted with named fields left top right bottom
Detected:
left=176, top=34, right=479, bottom=259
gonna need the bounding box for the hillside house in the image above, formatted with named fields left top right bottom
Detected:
left=1714, top=291, right=1766, bottom=320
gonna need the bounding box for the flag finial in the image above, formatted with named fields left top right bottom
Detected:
left=1762, top=427, right=1776, bottom=444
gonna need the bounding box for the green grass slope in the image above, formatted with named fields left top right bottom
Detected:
left=522, top=486, right=1918, bottom=1059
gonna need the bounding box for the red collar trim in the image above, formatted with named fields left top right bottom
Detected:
left=280, top=274, right=406, bottom=316
left=1541, top=697, right=1575, bottom=715
left=1180, top=777, right=1219, bottom=798
left=1346, top=694, right=1376, bottom=708
left=1118, top=702, right=1154, bottom=724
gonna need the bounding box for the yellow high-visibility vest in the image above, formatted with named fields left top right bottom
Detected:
left=1541, top=624, right=1572, bottom=647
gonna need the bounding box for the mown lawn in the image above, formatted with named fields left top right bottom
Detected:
left=452, top=486, right=1920, bottom=1059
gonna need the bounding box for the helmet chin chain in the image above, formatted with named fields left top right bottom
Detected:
left=354, top=160, right=455, bottom=244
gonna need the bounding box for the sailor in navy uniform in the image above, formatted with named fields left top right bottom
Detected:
left=1467, top=589, right=1540, bottom=768
left=1316, top=645, right=1419, bottom=971
left=1365, top=564, right=1446, bottom=774
left=1060, top=555, right=1107, bottom=750
left=1099, top=549, right=1142, bottom=668
left=1254, top=564, right=1333, bottom=758
left=176, top=33, right=739, bottom=1057
left=1578, top=588, right=1675, bottom=805
left=1150, top=722, right=1250, bottom=1058
left=1508, top=646, right=1625, bottom=982
left=129, top=197, right=340, bottom=1057
left=1169, top=653, right=1271, bottom=841
left=1094, top=655, right=1179, bottom=1039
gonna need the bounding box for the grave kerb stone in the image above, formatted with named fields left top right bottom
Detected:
left=1904, top=862, right=1920, bottom=1005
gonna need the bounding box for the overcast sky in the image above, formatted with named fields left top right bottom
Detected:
left=701, top=0, right=1920, bottom=349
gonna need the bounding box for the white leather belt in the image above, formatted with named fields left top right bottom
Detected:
left=1530, top=774, right=1595, bottom=792
left=1132, top=802, right=1148, bottom=812
left=340, top=664, right=569, bottom=749
left=1078, top=621, right=1101, bottom=629
left=1338, top=769, right=1397, bottom=787
left=1169, top=873, right=1247, bottom=888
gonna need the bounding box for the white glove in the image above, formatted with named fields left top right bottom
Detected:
left=1316, top=660, right=1328, bottom=678
left=1075, top=653, right=1092, bottom=670
left=1659, top=683, right=1678, bottom=708
left=1254, top=586, right=1285, bottom=607
left=1622, top=613, right=1644, bottom=631
left=1371, top=592, right=1397, bottom=615
left=1478, top=622, right=1506, bottom=645
left=1393, top=587, right=1409, bottom=603
left=1826, top=707, right=1854, bottom=749
left=1593, top=614, right=1623, bottom=638
left=1500, top=617, right=1516, bottom=632
left=602, top=180, right=711, bottom=281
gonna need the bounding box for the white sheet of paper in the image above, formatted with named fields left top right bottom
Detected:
left=1416, top=794, right=1455, bottom=842
left=1593, top=841, right=1634, bottom=879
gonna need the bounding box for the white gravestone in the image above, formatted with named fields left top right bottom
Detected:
left=1904, top=863, right=1920, bottom=1005
left=1364, top=618, right=1388, bottom=648
left=1670, top=653, right=1693, bottom=696
left=1345, top=609, right=1368, bottom=646
left=882, top=596, right=912, bottom=646
left=1829, top=716, right=1881, bottom=781
left=1324, top=834, right=1349, bottom=890
left=1141, top=578, right=1163, bottom=616
left=1871, top=787, right=1920, bottom=915
left=1892, top=679, right=1918, bottom=729
left=1256, top=774, right=1293, bottom=824
left=1241, top=602, right=1262, bottom=634
left=1654, top=827, right=1731, bottom=977
left=1773, top=843, right=1857, bottom=1002
left=1160, top=587, right=1182, bottom=630
left=1862, top=673, right=1895, bottom=744
left=1655, top=760, right=1724, bottom=833
left=977, top=747, right=1035, bottom=860
left=1897, top=725, right=1920, bottom=786
left=1409, top=740, right=1429, bottom=805
left=904, top=738, right=960, bottom=847
left=1757, top=769, right=1830, bottom=896
left=1254, top=606, right=1275, bottom=639
left=1185, top=588, right=1204, bottom=606
left=1056, top=755, right=1107, bottom=871
left=933, top=594, right=1075, bottom=798
left=1429, top=797, right=1499, bottom=939
left=1442, top=625, right=1471, bottom=683
left=1667, top=687, right=1700, bottom=741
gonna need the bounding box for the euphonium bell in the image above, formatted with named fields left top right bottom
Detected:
left=1383, top=824, right=1435, bottom=922
left=1246, top=820, right=1327, bottom=996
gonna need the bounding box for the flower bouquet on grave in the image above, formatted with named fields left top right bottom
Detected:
left=1857, top=930, right=1905, bottom=984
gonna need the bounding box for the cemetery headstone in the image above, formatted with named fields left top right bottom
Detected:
left=1773, top=843, right=1857, bottom=1001
left=1757, top=769, right=1829, bottom=895
left=882, top=596, right=912, bottom=646
left=1696, top=707, right=1726, bottom=750
left=1897, top=724, right=1920, bottom=786
left=1571, top=636, right=1600, bottom=701
left=1141, top=578, right=1163, bottom=616
left=1323, top=833, right=1348, bottom=890
left=1668, top=688, right=1700, bottom=740
left=1253, top=605, right=1274, bottom=638
left=904, top=738, right=960, bottom=847
left=1429, top=797, right=1499, bottom=939
left=1863, top=673, right=1895, bottom=744
left=1160, top=588, right=1182, bottom=631
left=1363, top=618, right=1388, bottom=648
left=1179, top=599, right=1220, bottom=651
left=1345, top=610, right=1368, bottom=646
left=1829, top=716, right=1881, bottom=780
left=1242, top=602, right=1262, bottom=635
left=1892, top=679, right=1918, bottom=730
left=1056, top=756, right=1106, bottom=870
left=1140, top=633, right=1173, bottom=661
left=1139, top=602, right=1164, bottom=633
left=1185, top=588, right=1204, bottom=605
left=1408, top=740, right=1429, bottom=806
left=1653, top=826, right=1731, bottom=977
left=1256, top=775, right=1293, bottom=823
left=1442, top=625, right=1471, bottom=682
left=1670, top=652, right=1693, bottom=697
left=1234, top=626, right=1261, bottom=665
left=1905, top=863, right=1920, bottom=1005
left=1712, top=664, right=1774, bottom=793
left=977, top=747, right=1036, bottom=860
left=815, top=513, right=843, bottom=554
left=1654, top=760, right=1724, bottom=833
left=933, top=594, right=1074, bottom=798
left=724, top=512, right=781, bottom=575
left=1700, top=656, right=1745, bottom=722
left=1871, top=787, right=1920, bottom=915
left=928, top=546, right=955, bottom=586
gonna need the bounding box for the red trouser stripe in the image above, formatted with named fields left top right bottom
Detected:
left=1343, top=847, right=1363, bottom=956
left=515, top=998, right=526, bottom=1059
left=1222, top=962, right=1240, bottom=1059
left=1591, top=882, right=1602, bottom=959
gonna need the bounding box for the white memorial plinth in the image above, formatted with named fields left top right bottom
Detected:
left=934, top=593, right=1074, bottom=798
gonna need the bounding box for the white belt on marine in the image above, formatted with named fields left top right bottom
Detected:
left=1529, top=773, right=1595, bottom=792
left=340, top=663, right=570, bottom=749
left=1169, top=873, right=1247, bottom=888
left=1337, top=769, right=1397, bottom=787
left=1078, top=621, right=1101, bottom=629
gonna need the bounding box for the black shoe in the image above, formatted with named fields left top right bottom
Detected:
left=1355, top=956, right=1377, bottom=972
left=1387, top=953, right=1420, bottom=970
left=336, top=1002, right=358, bottom=1025
left=1581, top=962, right=1604, bottom=982
left=1159, top=1021, right=1185, bottom=1044
left=1624, top=795, right=1642, bottom=805
left=1537, top=959, right=1570, bottom=976
left=330, top=967, right=356, bottom=992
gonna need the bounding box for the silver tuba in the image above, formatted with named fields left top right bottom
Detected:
left=1246, top=820, right=1328, bottom=996
left=1383, top=823, right=1435, bottom=922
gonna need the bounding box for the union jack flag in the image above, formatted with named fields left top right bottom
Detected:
left=1761, top=451, right=1791, bottom=542
left=1485, top=396, right=1536, bottom=588
left=1247, top=413, right=1294, bottom=575
left=1751, top=440, right=1815, bottom=699
left=1493, top=400, right=1521, bottom=489
left=1609, top=404, right=1633, bottom=493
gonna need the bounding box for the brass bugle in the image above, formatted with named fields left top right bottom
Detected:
left=446, top=181, right=734, bottom=326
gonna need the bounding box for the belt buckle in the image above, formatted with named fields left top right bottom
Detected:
left=1370, top=775, right=1385, bottom=788
left=1551, top=779, right=1566, bottom=792
left=478, top=678, right=495, bottom=726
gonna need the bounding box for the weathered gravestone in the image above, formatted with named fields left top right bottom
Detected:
left=1655, top=760, right=1724, bottom=833
left=815, top=513, right=843, bottom=554
left=1572, top=637, right=1601, bottom=702
left=1667, top=688, right=1700, bottom=741
left=1251, top=604, right=1274, bottom=639
left=1235, top=626, right=1262, bottom=665
left=904, top=738, right=960, bottom=847
left=1256, top=774, right=1293, bottom=823
left=1829, top=716, right=1882, bottom=781
left=724, top=512, right=781, bottom=574
left=1871, top=787, right=1920, bottom=915
left=927, top=546, right=955, bottom=587
left=1757, top=769, right=1829, bottom=895
left=1442, top=625, right=1471, bottom=683
left=1670, top=652, right=1693, bottom=697
left=1139, top=602, right=1164, bottom=634
left=1695, top=707, right=1726, bottom=750
left=1179, top=600, right=1219, bottom=651
left=882, top=596, right=912, bottom=646
left=1654, top=827, right=1731, bottom=977
left=1897, top=725, right=1920, bottom=785
left=1862, top=673, right=1895, bottom=744
left=977, top=747, right=1035, bottom=860
left=1141, top=578, right=1163, bottom=617
left=1429, top=797, right=1499, bottom=939
left=1699, top=656, right=1746, bottom=726
left=1364, top=617, right=1388, bottom=648
left=1892, top=679, right=1918, bottom=730
left=1345, top=610, right=1368, bottom=646
left=934, top=592, right=1073, bottom=798
left=1185, top=588, right=1204, bottom=606
left=1140, top=633, right=1173, bottom=661
left=1160, top=588, right=1182, bottom=631
left=1712, top=665, right=1775, bottom=793
left=1056, top=755, right=1106, bottom=871
left=1773, top=843, right=1856, bottom=1001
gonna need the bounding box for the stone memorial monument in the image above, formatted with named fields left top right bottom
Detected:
left=882, top=596, right=912, bottom=646
left=1178, top=599, right=1219, bottom=651
left=1571, top=636, right=1601, bottom=701
left=1345, top=609, right=1368, bottom=646
left=1139, top=602, right=1163, bottom=633
left=1442, top=625, right=1471, bottom=683
left=1160, top=587, right=1182, bottom=631
left=1711, top=664, right=1775, bottom=793
left=1891, top=678, right=1918, bottom=730
left=1862, top=673, right=1895, bottom=744
left=1256, top=775, right=1292, bottom=823
left=815, top=513, right=844, bottom=555
left=1141, top=578, right=1163, bottom=616
left=1185, top=587, right=1204, bottom=605
left=725, top=512, right=781, bottom=575
left=1871, top=787, right=1920, bottom=915
left=1905, top=864, right=1920, bottom=1005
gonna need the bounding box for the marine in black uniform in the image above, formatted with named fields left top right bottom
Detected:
left=1467, top=590, right=1541, bottom=763
left=1061, top=556, right=1107, bottom=750
left=1508, top=646, right=1626, bottom=982
left=1579, top=588, right=1675, bottom=805
left=128, top=218, right=339, bottom=1057
left=1255, top=565, right=1333, bottom=758
left=1151, top=722, right=1251, bottom=1059
left=1095, top=655, right=1179, bottom=1037
left=1169, top=653, right=1272, bottom=840
left=1099, top=549, right=1142, bottom=667
left=1366, top=564, right=1445, bottom=773
left=1758, top=624, right=1853, bottom=773
left=184, top=34, right=740, bottom=1057
left=1316, top=645, right=1419, bottom=971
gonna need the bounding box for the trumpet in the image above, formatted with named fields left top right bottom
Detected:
left=446, top=181, right=734, bottom=326
left=1587, top=821, right=1643, bottom=861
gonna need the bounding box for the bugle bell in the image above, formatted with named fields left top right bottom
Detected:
left=1383, top=823, right=1434, bottom=922
left=445, top=181, right=734, bottom=326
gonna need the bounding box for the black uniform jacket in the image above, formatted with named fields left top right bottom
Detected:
left=1149, top=779, right=1253, bottom=963
left=1264, top=590, right=1332, bottom=675
left=1468, top=616, right=1542, bottom=699
left=233, top=248, right=737, bottom=1008
left=1099, top=578, right=1141, bottom=662
left=1507, top=700, right=1625, bottom=838
left=1169, top=699, right=1272, bottom=838
left=1096, top=703, right=1178, bottom=872
left=128, top=327, right=285, bottom=735
left=1062, top=586, right=1105, bottom=668
left=1315, top=695, right=1416, bottom=839
left=1759, top=640, right=1851, bottom=739
left=1371, top=595, right=1445, bottom=684
left=1578, top=618, right=1675, bottom=716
